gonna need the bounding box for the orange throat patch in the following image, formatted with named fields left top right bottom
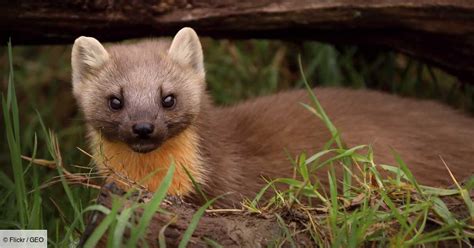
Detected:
left=91, top=127, right=206, bottom=196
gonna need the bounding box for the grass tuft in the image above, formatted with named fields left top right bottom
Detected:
left=2, top=39, right=28, bottom=228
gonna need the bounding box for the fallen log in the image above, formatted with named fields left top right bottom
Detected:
left=1, top=1, right=473, bottom=83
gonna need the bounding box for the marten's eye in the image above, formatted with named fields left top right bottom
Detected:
left=162, top=95, right=176, bottom=109
left=109, top=96, right=123, bottom=110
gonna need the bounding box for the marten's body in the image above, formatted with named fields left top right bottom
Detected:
left=187, top=88, right=474, bottom=205
left=72, top=28, right=474, bottom=207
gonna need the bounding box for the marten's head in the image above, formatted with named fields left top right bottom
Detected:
left=71, top=28, right=205, bottom=153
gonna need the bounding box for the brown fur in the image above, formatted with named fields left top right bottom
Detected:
left=196, top=88, right=474, bottom=206
left=72, top=28, right=474, bottom=207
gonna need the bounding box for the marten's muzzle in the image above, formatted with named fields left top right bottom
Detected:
left=120, top=120, right=167, bottom=153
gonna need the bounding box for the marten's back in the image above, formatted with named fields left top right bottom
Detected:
left=202, top=87, right=474, bottom=202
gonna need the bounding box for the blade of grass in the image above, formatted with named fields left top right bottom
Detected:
left=2, top=39, right=28, bottom=227
left=202, top=237, right=223, bottom=248
left=178, top=195, right=223, bottom=248
left=392, top=150, right=424, bottom=197
left=83, top=200, right=121, bottom=248
left=440, top=157, right=474, bottom=223
left=113, top=205, right=135, bottom=247
left=27, top=133, right=41, bottom=229
left=379, top=190, right=410, bottom=230
left=327, top=169, right=339, bottom=245
left=0, top=171, right=15, bottom=191
left=298, top=55, right=342, bottom=149
left=158, top=216, right=178, bottom=248
left=183, top=165, right=209, bottom=203
left=127, top=163, right=175, bottom=246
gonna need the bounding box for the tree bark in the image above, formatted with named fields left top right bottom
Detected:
left=1, top=1, right=473, bottom=82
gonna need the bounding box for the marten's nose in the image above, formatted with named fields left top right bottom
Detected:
left=132, top=123, right=154, bottom=138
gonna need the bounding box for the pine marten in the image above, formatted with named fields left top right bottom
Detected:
left=71, top=27, right=474, bottom=207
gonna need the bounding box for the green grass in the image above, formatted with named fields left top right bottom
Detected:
left=2, top=40, right=28, bottom=228
left=1, top=38, right=473, bottom=246
left=1, top=41, right=95, bottom=246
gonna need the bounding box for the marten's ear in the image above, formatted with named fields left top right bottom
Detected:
left=71, top=36, right=109, bottom=84
left=168, top=27, right=204, bottom=74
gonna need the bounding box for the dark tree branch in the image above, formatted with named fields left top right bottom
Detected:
left=2, top=1, right=474, bottom=82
